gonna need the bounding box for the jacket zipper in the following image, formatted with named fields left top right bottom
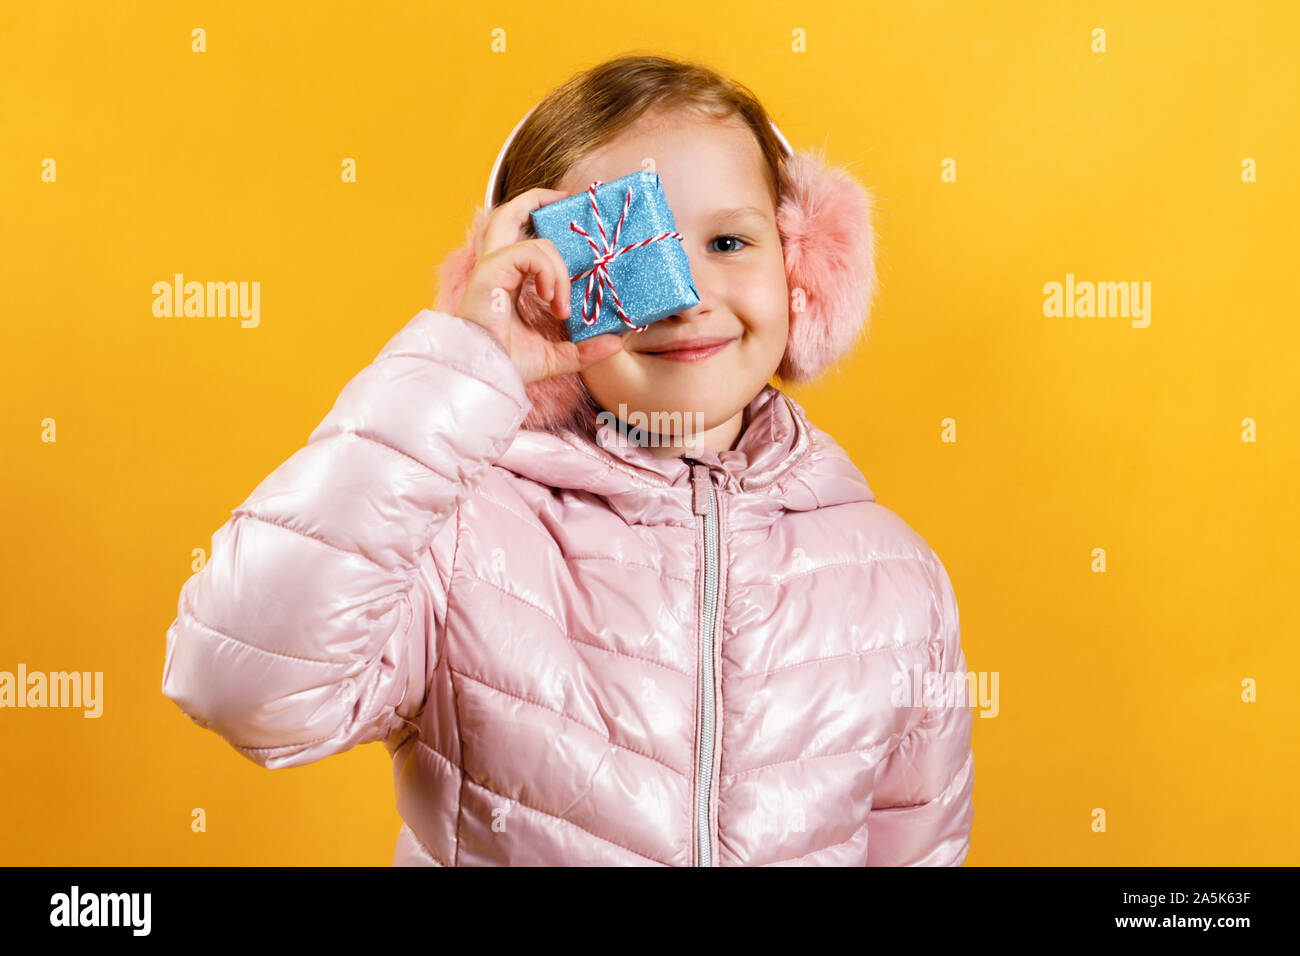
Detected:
left=689, top=461, right=719, bottom=867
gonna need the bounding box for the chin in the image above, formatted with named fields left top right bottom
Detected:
left=589, top=368, right=770, bottom=425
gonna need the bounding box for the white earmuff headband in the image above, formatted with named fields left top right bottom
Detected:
left=484, top=104, right=795, bottom=210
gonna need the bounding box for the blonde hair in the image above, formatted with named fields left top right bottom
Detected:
left=492, top=53, right=787, bottom=211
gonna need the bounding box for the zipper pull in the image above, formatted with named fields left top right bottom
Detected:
left=690, top=462, right=710, bottom=516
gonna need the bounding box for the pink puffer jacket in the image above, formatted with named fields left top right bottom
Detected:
left=160, top=307, right=974, bottom=866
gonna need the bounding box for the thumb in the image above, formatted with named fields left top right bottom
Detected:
left=534, top=333, right=624, bottom=382
left=573, top=334, right=625, bottom=369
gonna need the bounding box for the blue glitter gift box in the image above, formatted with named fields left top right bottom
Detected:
left=529, top=170, right=700, bottom=344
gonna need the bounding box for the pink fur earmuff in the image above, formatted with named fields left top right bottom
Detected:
left=434, top=114, right=877, bottom=433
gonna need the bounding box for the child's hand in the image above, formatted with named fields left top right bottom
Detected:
left=457, top=188, right=625, bottom=386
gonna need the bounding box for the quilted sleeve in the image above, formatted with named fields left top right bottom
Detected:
left=865, top=552, right=975, bottom=866
left=160, top=309, right=529, bottom=769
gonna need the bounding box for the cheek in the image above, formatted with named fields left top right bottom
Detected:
left=579, top=349, right=641, bottom=406
left=736, top=258, right=790, bottom=342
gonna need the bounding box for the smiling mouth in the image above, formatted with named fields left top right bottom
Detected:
left=637, top=338, right=737, bottom=362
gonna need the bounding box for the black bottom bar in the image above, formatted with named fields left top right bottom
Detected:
left=0, top=865, right=1288, bottom=941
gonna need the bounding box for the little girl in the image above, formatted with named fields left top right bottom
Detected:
left=161, top=54, right=974, bottom=867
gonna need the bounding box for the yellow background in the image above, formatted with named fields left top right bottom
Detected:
left=2, top=0, right=1297, bottom=865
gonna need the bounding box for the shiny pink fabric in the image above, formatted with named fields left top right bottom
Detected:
left=161, top=308, right=974, bottom=866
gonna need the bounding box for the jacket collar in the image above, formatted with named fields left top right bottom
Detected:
left=496, top=384, right=875, bottom=525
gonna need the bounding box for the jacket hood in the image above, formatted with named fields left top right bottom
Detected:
left=496, top=383, right=875, bottom=526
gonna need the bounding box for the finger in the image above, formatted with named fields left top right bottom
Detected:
left=573, top=334, right=625, bottom=369
left=532, top=333, right=621, bottom=382
left=528, top=238, right=572, bottom=319
left=473, top=242, right=555, bottom=304
left=481, top=187, right=573, bottom=258
left=536, top=266, right=552, bottom=307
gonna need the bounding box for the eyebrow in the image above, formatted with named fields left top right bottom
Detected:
left=710, top=205, right=771, bottom=224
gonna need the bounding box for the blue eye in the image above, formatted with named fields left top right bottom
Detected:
left=709, top=235, right=748, bottom=253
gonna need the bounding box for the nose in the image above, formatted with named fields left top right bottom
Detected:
left=636, top=288, right=711, bottom=349
left=664, top=238, right=714, bottom=324
left=660, top=298, right=709, bottom=327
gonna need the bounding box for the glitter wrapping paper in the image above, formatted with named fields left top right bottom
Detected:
left=529, top=171, right=700, bottom=344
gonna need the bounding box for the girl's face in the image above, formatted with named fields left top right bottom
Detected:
left=554, top=106, right=789, bottom=450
